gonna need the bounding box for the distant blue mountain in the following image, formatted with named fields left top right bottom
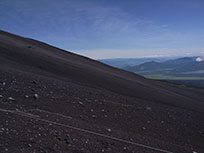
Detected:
left=123, top=56, right=204, bottom=77
left=98, top=57, right=178, bottom=68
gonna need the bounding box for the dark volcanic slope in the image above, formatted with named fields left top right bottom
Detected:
left=0, top=30, right=204, bottom=112
left=0, top=30, right=204, bottom=153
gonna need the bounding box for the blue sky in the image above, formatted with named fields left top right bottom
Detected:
left=0, top=0, right=204, bottom=59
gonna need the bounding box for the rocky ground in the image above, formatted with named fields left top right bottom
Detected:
left=0, top=69, right=204, bottom=153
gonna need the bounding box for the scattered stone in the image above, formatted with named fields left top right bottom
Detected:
left=78, top=101, right=84, bottom=105
left=64, top=138, right=69, bottom=144
left=57, top=137, right=62, bottom=141
left=28, top=144, right=32, bottom=148
left=107, top=128, right=112, bottom=132
left=142, top=127, right=146, bottom=130
left=33, top=94, right=39, bottom=99
left=32, top=80, right=37, bottom=84
left=145, top=107, right=152, bottom=111
left=85, top=139, right=89, bottom=144
left=7, top=97, right=15, bottom=101
left=92, top=115, right=96, bottom=118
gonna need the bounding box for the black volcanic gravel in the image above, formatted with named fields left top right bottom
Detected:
left=0, top=70, right=203, bottom=153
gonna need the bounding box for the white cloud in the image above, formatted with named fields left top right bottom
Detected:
left=74, top=48, right=204, bottom=59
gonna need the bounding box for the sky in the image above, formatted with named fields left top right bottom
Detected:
left=0, top=0, right=204, bottom=59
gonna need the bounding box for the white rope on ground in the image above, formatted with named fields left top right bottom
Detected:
left=26, top=108, right=72, bottom=119
left=15, top=110, right=40, bottom=118
left=0, top=108, right=173, bottom=153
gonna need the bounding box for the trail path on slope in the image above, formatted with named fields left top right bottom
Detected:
left=0, top=107, right=173, bottom=153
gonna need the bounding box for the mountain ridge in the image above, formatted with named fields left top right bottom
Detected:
left=124, top=56, right=204, bottom=76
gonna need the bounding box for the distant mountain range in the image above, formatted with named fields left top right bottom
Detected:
left=123, top=57, right=204, bottom=77
left=98, top=57, right=177, bottom=68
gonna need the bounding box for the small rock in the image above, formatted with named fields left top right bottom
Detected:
left=0, top=95, right=3, bottom=98
left=33, top=94, right=39, bottom=99
left=28, top=144, right=32, bottom=148
left=145, top=107, right=152, bottom=111
left=57, top=137, right=62, bottom=141
left=2, top=82, right=6, bottom=86
left=78, top=101, right=84, bottom=105
left=107, top=128, right=112, bottom=132
left=8, top=97, right=15, bottom=101
left=92, top=115, right=96, bottom=118
left=142, top=127, right=146, bottom=130
left=25, top=95, right=29, bottom=98
left=85, top=139, right=89, bottom=144
left=64, top=138, right=69, bottom=144
left=32, top=80, right=37, bottom=84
